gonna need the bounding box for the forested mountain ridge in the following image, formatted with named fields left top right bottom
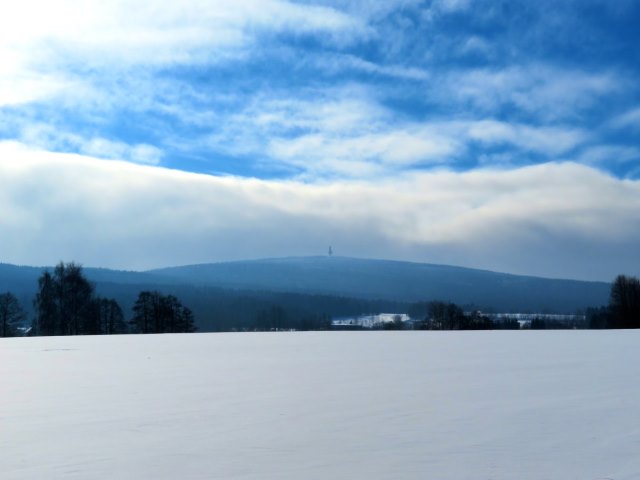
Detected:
left=0, top=261, right=401, bottom=332
left=147, top=256, right=610, bottom=313
left=1, top=257, right=611, bottom=332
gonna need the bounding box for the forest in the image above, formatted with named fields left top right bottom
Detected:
left=1, top=262, right=195, bottom=337
left=0, top=263, right=638, bottom=337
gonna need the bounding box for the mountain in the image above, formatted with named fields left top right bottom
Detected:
left=1, top=257, right=611, bottom=331
left=0, top=261, right=401, bottom=331
left=147, top=256, right=610, bottom=313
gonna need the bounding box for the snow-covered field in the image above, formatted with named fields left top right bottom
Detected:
left=2, top=331, right=639, bottom=480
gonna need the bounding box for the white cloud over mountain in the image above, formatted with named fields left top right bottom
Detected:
left=1, top=143, right=638, bottom=280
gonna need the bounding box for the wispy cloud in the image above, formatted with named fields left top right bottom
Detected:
left=13, top=124, right=163, bottom=165
left=1, top=0, right=639, bottom=275
left=193, top=84, right=594, bottom=178
left=437, top=65, right=623, bottom=120
left=577, top=145, right=640, bottom=166
left=1, top=0, right=366, bottom=66
left=610, top=107, right=640, bottom=131
left=316, top=53, right=431, bottom=81
left=1, top=0, right=636, bottom=177
left=203, top=89, right=466, bottom=176
left=431, top=0, right=474, bottom=14
left=0, top=0, right=367, bottom=112
left=465, top=120, right=586, bottom=156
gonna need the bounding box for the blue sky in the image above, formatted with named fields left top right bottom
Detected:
left=1, top=0, right=639, bottom=280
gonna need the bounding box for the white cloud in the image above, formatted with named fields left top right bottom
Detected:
left=466, top=120, right=586, bottom=156
left=237, top=92, right=388, bottom=136
left=0, top=62, right=70, bottom=107
left=84, top=140, right=163, bottom=166
left=577, top=145, right=640, bottom=165
left=17, top=125, right=163, bottom=165
left=1, top=142, right=638, bottom=280
left=1, top=0, right=365, bottom=64
left=202, top=87, right=590, bottom=177
left=456, top=36, right=492, bottom=57
left=432, top=0, right=474, bottom=13
left=419, top=0, right=474, bottom=22
left=267, top=127, right=461, bottom=175
left=610, top=107, right=640, bottom=131
left=0, top=0, right=366, bottom=107
left=440, top=65, right=622, bottom=119
left=317, top=53, right=430, bottom=81
left=0, top=0, right=634, bottom=185
left=3, top=78, right=589, bottom=178
left=204, top=91, right=467, bottom=176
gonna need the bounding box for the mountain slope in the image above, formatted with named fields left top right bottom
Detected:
left=0, top=263, right=173, bottom=316
left=148, top=256, right=610, bottom=313
left=0, top=261, right=402, bottom=331
left=0, top=257, right=611, bottom=319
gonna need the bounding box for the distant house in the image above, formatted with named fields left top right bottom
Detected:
left=331, top=313, right=409, bottom=330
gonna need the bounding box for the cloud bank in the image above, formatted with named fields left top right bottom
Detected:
left=1, top=143, right=638, bottom=280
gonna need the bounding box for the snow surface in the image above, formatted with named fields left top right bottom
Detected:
left=1, top=331, right=639, bottom=480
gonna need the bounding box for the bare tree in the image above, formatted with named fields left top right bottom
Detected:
left=33, top=262, right=125, bottom=336
left=0, top=292, right=26, bottom=337
left=131, top=291, right=196, bottom=334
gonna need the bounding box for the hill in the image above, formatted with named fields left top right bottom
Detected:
left=1, top=257, right=611, bottom=331
left=148, top=256, right=610, bottom=313
left=0, top=261, right=401, bottom=331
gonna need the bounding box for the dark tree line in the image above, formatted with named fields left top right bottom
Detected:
left=588, top=274, right=640, bottom=329
left=408, top=300, right=587, bottom=331
left=92, top=298, right=128, bottom=335
left=191, top=289, right=397, bottom=332
left=0, top=292, right=26, bottom=337
left=27, top=262, right=195, bottom=336
left=526, top=318, right=583, bottom=330
left=407, top=274, right=640, bottom=331
left=409, top=300, right=515, bottom=330
left=250, top=305, right=331, bottom=331
left=130, top=291, right=196, bottom=334
left=2, top=265, right=638, bottom=336
left=32, top=262, right=125, bottom=336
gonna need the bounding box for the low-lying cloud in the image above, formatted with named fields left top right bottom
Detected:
left=1, top=142, right=638, bottom=281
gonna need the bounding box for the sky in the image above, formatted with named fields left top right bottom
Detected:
left=1, top=0, right=639, bottom=281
